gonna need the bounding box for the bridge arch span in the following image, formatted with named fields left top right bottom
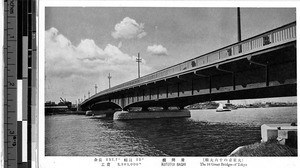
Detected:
left=81, top=101, right=122, bottom=111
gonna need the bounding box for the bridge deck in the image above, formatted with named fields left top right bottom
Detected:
left=82, top=22, right=296, bottom=107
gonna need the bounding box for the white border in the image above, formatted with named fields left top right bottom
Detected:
left=38, top=1, right=300, bottom=168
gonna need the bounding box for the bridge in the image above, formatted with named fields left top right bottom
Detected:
left=80, top=22, right=296, bottom=120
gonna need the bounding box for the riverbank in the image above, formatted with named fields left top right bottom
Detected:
left=186, top=101, right=297, bottom=110
left=229, top=123, right=297, bottom=156
left=228, top=141, right=297, bottom=156
left=46, top=110, right=86, bottom=115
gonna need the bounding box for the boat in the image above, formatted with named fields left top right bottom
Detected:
left=216, top=103, right=231, bottom=112
left=85, top=110, right=94, bottom=116
left=225, top=103, right=238, bottom=110
left=90, top=114, right=107, bottom=119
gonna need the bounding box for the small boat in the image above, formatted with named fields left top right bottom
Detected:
left=216, top=103, right=231, bottom=112
left=91, top=114, right=106, bottom=119
left=225, top=103, right=238, bottom=110
left=85, top=110, right=94, bottom=116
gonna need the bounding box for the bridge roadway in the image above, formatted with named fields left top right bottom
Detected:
left=80, top=22, right=296, bottom=118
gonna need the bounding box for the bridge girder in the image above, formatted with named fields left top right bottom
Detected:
left=81, top=41, right=296, bottom=111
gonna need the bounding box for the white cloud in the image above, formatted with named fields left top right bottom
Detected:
left=111, top=17, right=147, bottom=39
left=45, top=27, right=152, bottom=102
left=147, top=44, right=168, bottom=56
left=118, top=41, right=123, bottom=48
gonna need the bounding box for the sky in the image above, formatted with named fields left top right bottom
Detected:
left=45, top=7, right=296, bottom=104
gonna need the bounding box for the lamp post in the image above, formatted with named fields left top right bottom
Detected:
left=95, top=84, right=98, bottom=94
left=108, top=73, right=112, bottom=88
left=136, top=53, right=142, bottom=78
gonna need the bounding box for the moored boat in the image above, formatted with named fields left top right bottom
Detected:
left=216, top=103, right=231, bottom=112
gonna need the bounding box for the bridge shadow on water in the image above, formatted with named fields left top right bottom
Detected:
left=99, top=117, right=261, bottom=156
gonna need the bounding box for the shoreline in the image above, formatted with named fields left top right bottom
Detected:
left=229, top=123, right=297, bottom=156
left=228, top=141, right=297, bottom=156
left=188, top=105, right=297, bottom=110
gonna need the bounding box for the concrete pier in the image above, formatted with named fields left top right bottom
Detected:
left=85, top=110, right=115, bottom=116
left=229, top=123, right=298, bottom=156
left=113, top=109, right=191, bottom=120
left=261, top=123, right=297, bottom=147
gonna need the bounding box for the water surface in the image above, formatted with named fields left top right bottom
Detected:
left=45, top=107, right=297, bottom=156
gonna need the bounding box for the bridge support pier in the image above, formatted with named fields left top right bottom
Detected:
left=142, top=107, right=149, bottom=111
left=113, top=109, right=191, bottom=120
left=85, top=109, right=115, bottom=118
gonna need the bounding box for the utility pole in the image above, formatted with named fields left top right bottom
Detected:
left=227, top=7, right=242, bottom=106
left=84, top=95, right=86, bottom=100
left=108, top=73, right=112, bottom=88
left=237, top=7, right=241, bottom=42
left=76, top=99, right=79, bottom=111
left=95, top=84, right=98, bottom=94
left=88, top=91, right=90, bottom=98
left=237, top=7, right=242, bottom=53
left=136, top=53, right=142, bottom=78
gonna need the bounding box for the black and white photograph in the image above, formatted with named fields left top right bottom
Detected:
left=2, top=0, right=300, bottom=168
left=41, top=1, right=297, bottom=167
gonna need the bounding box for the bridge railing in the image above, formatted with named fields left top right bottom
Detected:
left=86, top=22, right=296, bottom=102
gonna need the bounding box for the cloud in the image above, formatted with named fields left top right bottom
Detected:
left=45, top=27, right=152, bottom=102
left=111, top=17, right=147, bottom=39
left=147, top=44, right=168, bottom=56
left=118, top=41, right=123, bottom=48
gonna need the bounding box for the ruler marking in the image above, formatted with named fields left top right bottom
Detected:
left=5, top=1, right=18, bottom=168
left=4, top=123, right=13, bottom=125
left=17, top=0, right=23, bottom=79
left=5, top=0, right=36, bottom=167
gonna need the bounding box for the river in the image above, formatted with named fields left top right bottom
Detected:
left=45, top=107, right=297, bottom=156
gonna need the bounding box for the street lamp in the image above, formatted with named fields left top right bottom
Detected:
left=108, top=73, right=112, bottom=88
left=136, top=53, right=142, bottom=78
left=95, top=84, right=98, bottom=94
